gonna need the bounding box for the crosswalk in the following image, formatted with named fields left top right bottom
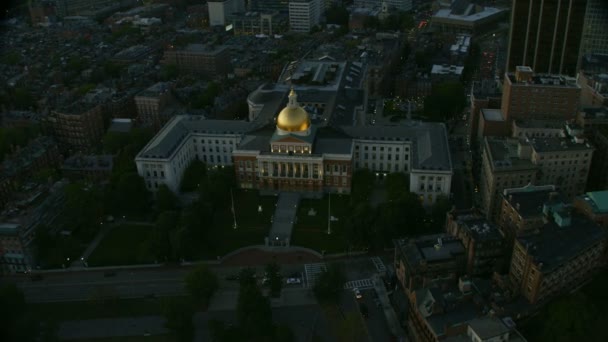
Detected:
left=371, top=256, right=386, bottom=273
left=344, top=278, right=374, bottom=290
left=304, top=263, right=326, bottom=287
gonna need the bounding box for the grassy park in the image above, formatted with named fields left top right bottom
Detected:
left=196, top=189, right=278, bottom=259
left=87, top=224, right=156, bottom=266
left=292, top=195, right=352, bottom=254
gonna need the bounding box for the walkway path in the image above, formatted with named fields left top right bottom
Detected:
left=268, top=192, right=300, bottom=245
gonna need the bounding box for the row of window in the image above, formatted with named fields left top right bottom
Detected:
left=356, top=145, right=409, bottom=152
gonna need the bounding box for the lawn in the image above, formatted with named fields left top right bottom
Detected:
left=196, top=189, right=278, bottom=259
left=29, top=297, right=185, bottom=322
left=87, top=224, right=156, bottom=266
left=69, top=336, right=175, bottom=342
left=292, top=195, right=352, bottom=254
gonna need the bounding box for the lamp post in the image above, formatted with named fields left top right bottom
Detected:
left=231, top=188, right=238, bottom=229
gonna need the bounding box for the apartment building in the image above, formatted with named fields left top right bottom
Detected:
left=208, top=0, right=245, bottom=27
left=161, top=44, right=232, bottom=78
left=497, top=185, right=562, bottom=239
left=576, top=107, right=608, bottom=191
left=480, top=138, right=538, bottom=221
left=501, top=66, right=581, bottom=121
left=394, top=235, right=466, bottom=293
left=509, top=215, right=606, bottom=304
left=446, top=209, right=507, bottom=276
left=480, top=136, right=594, bottom=221
left=134, top=82, right=173, bottom=130
left=288, top=0, right=321, bottom=33
left=45, top=102, right=105, bottom=152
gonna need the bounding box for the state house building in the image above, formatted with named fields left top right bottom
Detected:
left=135, top=62, right=453, bottom=205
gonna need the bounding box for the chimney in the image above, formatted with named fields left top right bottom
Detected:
left=515, top=66, right=533, bottom=83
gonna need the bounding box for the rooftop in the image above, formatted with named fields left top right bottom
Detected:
left=517, top=216, right=606, bottom=273
left=481, top=108, right=504, bottom=122
left=507, top=73, right=579, bottom=88
left=137, top=82, right=171, bottom=98
left=343, top=122, right=452, bottom=172
left=579, top=191, right=608, bottom=214
left=527, top=136, right=593, bottom=153
left=433, top=5, right=505, bottom=23
left=395, top=234, right=465, bottom=266
left=431, top=64, right=465, bottom=76
left=503, top=185, right=561, bottom=218
left=485, top=138, right=536, bottom=171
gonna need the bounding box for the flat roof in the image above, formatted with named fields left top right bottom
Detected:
left=517, top=216, right=606, bottom=273
left=583, top=191, right=608, bottom=213
left=528, top=137, right=593, bottom=153
left=482, top=108, right=504, bottom=122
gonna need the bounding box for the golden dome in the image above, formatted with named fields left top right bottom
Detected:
left=276, top=89, right=310, bottom=132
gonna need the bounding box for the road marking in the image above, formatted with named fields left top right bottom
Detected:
left=304, top=263, right=326, bottom=288
left=371, top=257, right=386, bottom=273
left=344, top=278, right=374, bottom=290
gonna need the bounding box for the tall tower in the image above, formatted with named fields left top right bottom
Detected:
left=506, top=0, right=588, bottom=76
left=580, top=0, right=608, bottom=57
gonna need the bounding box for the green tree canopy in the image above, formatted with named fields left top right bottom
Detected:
left=265, top=262, right=283, bottom=298
left=424, top=81, right=467, bottom=121
left=325, top=5, right=349, bottom=26
left=0, top=285, right=37, bottom=342
left=156, top=184, right=178, bottom=213
left=350, top=169, right=375, bottom=205
left=185, top=264, right=219, bottom=307
left=112, top=172, right=151, bottom=215
left=150, top=211, right=178, bottom=262
left=313, top=264, right=346, bottom=305
left=237, top=268, right=274, bottom=339
left=180, top=159, right=207, bottom=192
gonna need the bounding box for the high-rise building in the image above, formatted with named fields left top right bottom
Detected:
left=288, top=0, right=321, bottom=32
left=506, top=0, right=588, bottom=76
left=580, top=0, right=608, bottom=57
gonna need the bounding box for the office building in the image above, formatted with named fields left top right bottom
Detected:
left=509, top=215, right=606, bottom=304
left=446, top=209, right=507, bottom=276
left=208, top=0, right=246, bottom=27
left=480, top=134, right=594, bottom=221
left=393, top=235, right=466, bottom=292
left=431, top=0, right=506, bottom=35
left=497, top=184, right=562, bottom=239
left=506, top=0, right=588, bottom=76
left=580, top=0, right=608, bottom=57
left=501, top=66, right=581, bottom=121
left=288, top=0, right=321, bottom=33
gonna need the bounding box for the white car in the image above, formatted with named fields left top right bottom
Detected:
left=286, top=278, right=302, bottom=285
left=353, top=288, right=362, bottom=299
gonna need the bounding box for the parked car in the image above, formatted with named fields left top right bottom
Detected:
left=353, top=288, right=362, bottom=299
left=286, top=277, right=302, bottom=285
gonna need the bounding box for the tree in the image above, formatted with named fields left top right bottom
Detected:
left=265, top=262, right=283, bottom=298
left=160, top=64, right=179, bottom=81
left=429, top=195, right=452, bottom=232
left=385, top=172, right=410, bottom=201
left=162, top=297, right=195, bottom=342
left=313, top=264, right=346, bottom=305
left=237, top=268, right=274, bottom=339
left=60, top=182, right=105, bottom=240
left=0, top=285, right=37, bottom=342
left=102, top=131, right=130, bottom=154
left=180, top=160, right=207, bottom=192
left=150, top=211, right=178, bottom=261
left=156, top=184, right=178, bottom=213
left=424, top=82, right=467, bottom=121
left=185, top=264, right=219, bottom=307
left=325, top=5, right=349, bottom=26
left=337, top=313, right=361, bottom=342
left=350, top=169, right=374, bottom=205
left=113, top=172, right=150, bottom=215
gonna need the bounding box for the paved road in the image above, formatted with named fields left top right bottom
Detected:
left=10, top=256, right=393, bottom=304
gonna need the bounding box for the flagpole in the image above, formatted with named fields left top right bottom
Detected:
left=231, top=188, right=237, bottom=229
left=327, top=192, right=331, bottom=235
